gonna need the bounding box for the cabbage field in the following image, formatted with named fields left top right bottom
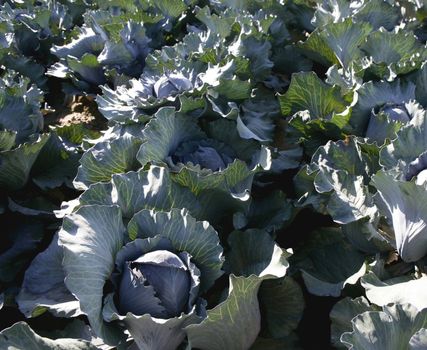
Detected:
left=1, top=0, right=427, bottom=349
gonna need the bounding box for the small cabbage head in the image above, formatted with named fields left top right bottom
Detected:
left=379, top=103, right=411, bottom=122
left=406, top=151, right=427, bottom=182
left=170, top=139, right=235, bottom=172
left=366, top=103, right=412, bottom=141
left=153, top=73, right=194, bottom=99
left=117, top=247, right=200, bottom=318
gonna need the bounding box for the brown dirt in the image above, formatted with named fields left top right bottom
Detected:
left=43, top=95, right=107, bottom=131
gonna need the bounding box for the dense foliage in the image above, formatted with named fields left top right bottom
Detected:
left=1, top=0, right=427, bottom=349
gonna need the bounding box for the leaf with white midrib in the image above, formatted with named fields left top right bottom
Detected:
left=0, top=322, right=97, bottom=350
left=59, top=205, right=126, bottom=345
left=279, top=71, right=347, bottom=118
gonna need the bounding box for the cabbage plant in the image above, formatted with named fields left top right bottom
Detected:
left=97, top=65, right=203, bottom=123
left=97, top=59, right=252, bottom=124
left=58, top=205, right=222, bottom=348
left=350, top=79, right=425, bottom=143
left=0, top=71, right=43, bottom=143
left=73, top=108, right=271, bottom=202
left=17, top=164, right=292, bottom=349
left=0, top=0, right=90, bottom=88
left=0, top=71, right=49, bottom=192
left=48, top=11, right=153, bottom=93
left=19, top=203, right=291, bottom=349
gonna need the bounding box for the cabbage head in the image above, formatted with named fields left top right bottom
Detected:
left=115, top=242, right=201, bottom=319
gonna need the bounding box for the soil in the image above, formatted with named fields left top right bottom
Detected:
left=43, top=95, right=107, bottom=131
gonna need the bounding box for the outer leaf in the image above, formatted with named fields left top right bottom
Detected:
left=185, top=275, right=273, bottom=350
left=17, top=234, right=82, bottom=318
left=0, top=322, right=98, bottom=350
left=0, top=134, right=49, bottom=191
left=237, top=93, right=280, bottom=142
left=7, top=196, right=57, bottom=217
left=372, top=171, right=427, bottom=262
left=55, top=183, right=113, bottom=219
left=348, top=0, right=400, bottom=30
left=350, top=79, right=416, bottom=135
left=325, top=172, right=377, bottom=224
left=410, top=328, right=427, bottom=349
left=233, top=191, right=293, bottom=233
left=0, top=129, right=16, bottom=151
left=53, top=124, right=100, bottom=146
left=97, top=84, right=150, bottom=124
left=0, top=73, right=43, bottom=144
left=342, top=219, right=392, bottom=254
left=59, top=166, right=202, bottom=220
left=40, top=319, right=105, bottom=348
left=312, top=0, right=399, bottom=30
left=74, top=134, right=143, bottom=190
left=294, top=164, right=330, bottom=213
left=151, top=0, right=188, bottom=17
left=0, top=54, right=47, bottom=88
left=365, top=110, right=406, bottom=145
left=361, top=272, right=427, bottom=311
left=67, top=54, right=105, bottom=86
left=341, top=304, right=427, bottom=350
left=0, top=215, right=44, bottom=282
left=272, top=45, right=313, bottom=76
left=239, top=37, right=273, bottom=81
left=361, top=29, right=427, bottom=77
left=204, top=119, right=261, bottom=166
left=195, top=6, right=234, bottom=39
left=309, top=138, right=378, bottom=224
left=31, top=132, right=81, bottom=189
left=172, top=158, right=255, bottom=195
left=380, top=112, right=427, bottom=176
left=136, top=107, right=204, bottom=167
left=225, top=229, right=290, bottom=278
left=287, top=109, right=350, bottom=155
left=109, top=167, right=201, bottom=218
left=59, top=205, right=126, bottom=345
left=301, top=19, right=372, bottom=68
left=330, top=296, right=374, bottom=347
left=292, top=228, right=367, bottom=297
left=212, top=76, right=252, bottom=101
left=270, top=148, right=303, bottom=173
left=309, top=137, right=372, bottom=180
left=279, top=71, right=347, bottom=118
left=298, top=29, right=338, bottom=68
left=50, top=27, right=104, bottom=60
left=186, top=229, right=290, bottom=350
left=258, top=277, right=304, bottom=338
left=415, top=64, right=427, bottom=107
left=103, top=293, right=203, bottom=350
